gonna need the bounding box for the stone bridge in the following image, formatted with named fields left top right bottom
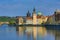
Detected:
left=0, top=22, right=9, bottom=25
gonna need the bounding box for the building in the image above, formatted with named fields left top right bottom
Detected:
left=16, top=8, right=48, bottom=25
left=26, top=17, right=33, bottom=24
left=32, top=8, right=37, bottom=25
left=47, top=10, right=60, bottom=24
left=26, top=11, right=33, bottom=24
left=37, top=12, right=48, bottom=24
left=16, top=16, right=23, bottom=25
left=47, top=15, right=54, bottom=24
left=46, top=13, right=57, bottom=24
left=37, top=12, right=43, bottom=24
left=41, top=16, right=48, bottom=24
left=55, top=10, right=60, bottom=24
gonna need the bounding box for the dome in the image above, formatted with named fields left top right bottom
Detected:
left=37, top=11, right=42, bottom=16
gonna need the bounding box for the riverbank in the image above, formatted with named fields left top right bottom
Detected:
left=15, top=24, right=60, bottom=30
left=15, top=24, right=60, bottom=26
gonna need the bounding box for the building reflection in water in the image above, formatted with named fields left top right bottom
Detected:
left=55, top=31, right=60, bottom=40
left=26, top=27, right=33, bottom=40
left=0, top=25, right=60, bottom=40
left=37, top=27, right=47, bottom=36
left=16, top=26, right=48, bottom=40
left=32, top=27, right=37, bottom=40
left=37, top=27, right=47, bottom=40
left=16, top=26, right=26, bottom=36
left=16, top=26, right=26, bottom=40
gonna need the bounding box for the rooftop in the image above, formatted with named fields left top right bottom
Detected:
left=55, top=9, right=60, bottom=12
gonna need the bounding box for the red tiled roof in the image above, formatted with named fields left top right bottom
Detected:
left=37, top=16, right=41, bottom=19
left=26, top=17, right=32, bottom=20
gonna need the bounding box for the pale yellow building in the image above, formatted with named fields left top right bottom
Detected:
left=37, top=12, right=48, bottom=24
left=17, top=16, right=23, bottom=25
left=41, top=16, right=48, bottom=24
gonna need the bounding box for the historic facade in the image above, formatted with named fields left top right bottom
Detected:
left=32, top=8, right=37, bottom=25
left=17, top=8, right=48, bottom=25
left=26, top=11, right=33, bottom=24
left=55, top=10, right=60, bottom=24
left=16, top=16, right=23, bottom=25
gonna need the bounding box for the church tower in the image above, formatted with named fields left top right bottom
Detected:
left=27, top=10, right=31, bottom=17
left=32, top=8, right=37, bottom=25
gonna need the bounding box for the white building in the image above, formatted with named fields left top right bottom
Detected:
left=26, top=17, right=33, bottom=24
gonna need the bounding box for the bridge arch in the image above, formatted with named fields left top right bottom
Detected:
left=0, top=22, right=9, bottom=25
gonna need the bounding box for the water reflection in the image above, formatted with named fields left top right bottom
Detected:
left=16, top=27, right=25, bottom=36
left=37, top=27, right=47, bottom=36
left=0, top=25, right=60, bottom=40
left=16, top=26, right=48, bottom=40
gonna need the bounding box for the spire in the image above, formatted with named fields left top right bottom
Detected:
left=33, top=8, right=36, bottom=12
left=32, top=8, right=36, bottom=16
left=27, top=10, right=31, bottom=17
left=27, top=10, right=29, bottom=14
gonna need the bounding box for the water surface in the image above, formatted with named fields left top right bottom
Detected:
left=0, top=24, right=59, bottom=40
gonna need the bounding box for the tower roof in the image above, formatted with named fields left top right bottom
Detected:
left=26, top=17, right=32, bottom=20
left=37, top=11, right=42, bottom=16
left=27, top=10, right=30, bottom=13
left=33, top=8, right=36, bottom=12
left=27, top=10, right=31, bottom=17
left=32, top=8, right=36, bottom=15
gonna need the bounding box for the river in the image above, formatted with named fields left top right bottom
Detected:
left=0, top=24, right=60, bottom=40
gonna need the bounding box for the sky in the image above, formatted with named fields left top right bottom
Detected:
left=0, top=0, right=60, bottom=17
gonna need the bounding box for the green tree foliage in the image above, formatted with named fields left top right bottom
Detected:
left=9, top=19, right=16, bottom=25
left=0, top=16, right=16, bottom=25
